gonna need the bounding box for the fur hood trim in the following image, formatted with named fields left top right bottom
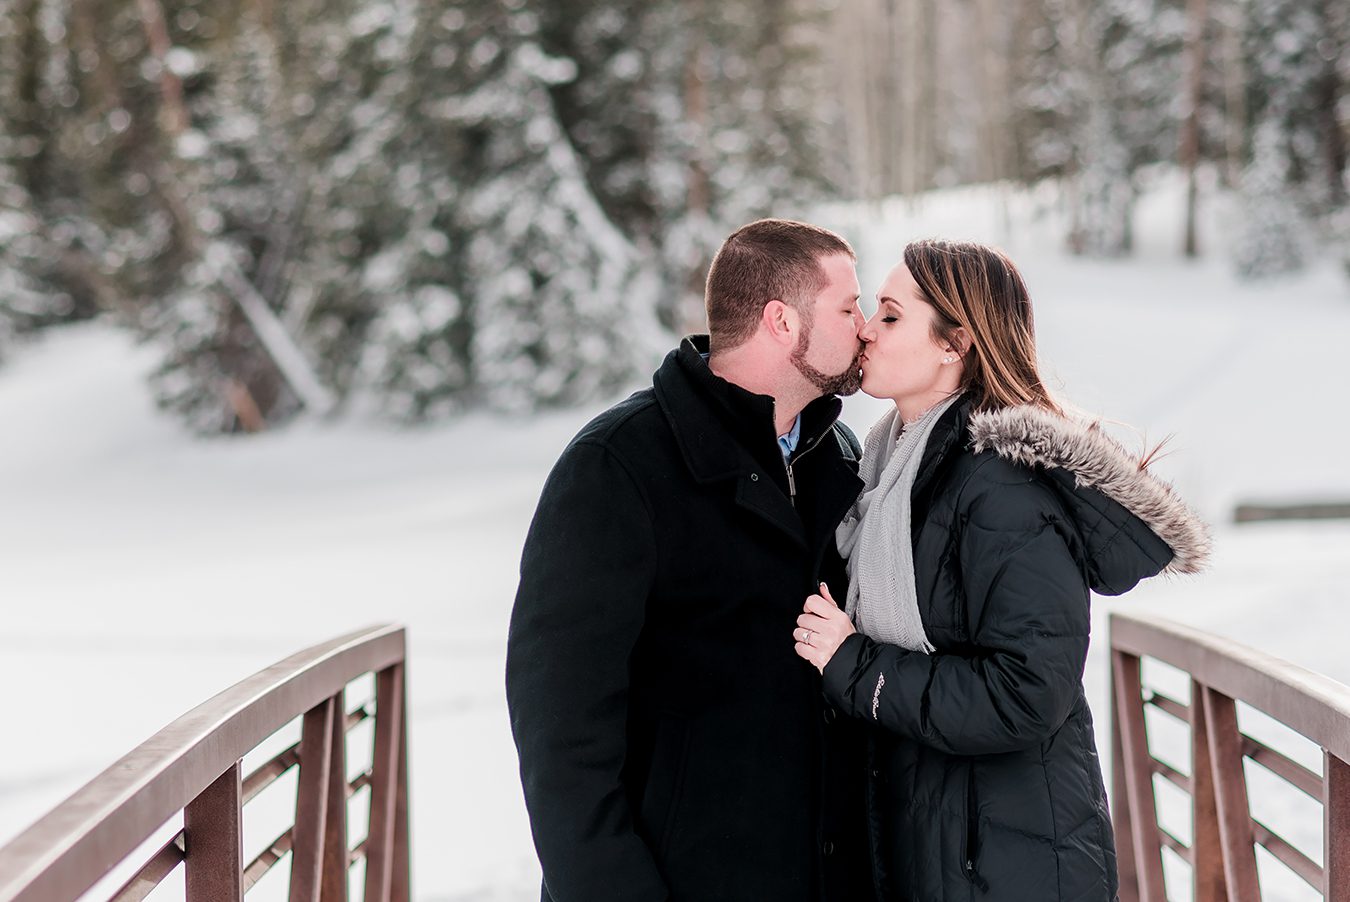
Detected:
left=968, top=405, right=1211, bottom=575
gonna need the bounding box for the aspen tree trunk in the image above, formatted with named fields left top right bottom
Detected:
left=1313, top=0, right=1347, bottom=207
left=974, top=0, right=1005, bottom=185
left=1221, top=0, right=1246, bottom=187
left=919, top=0, right=939, bottom=193
left=136, top=0, right=188, bottom=135
left=837, top=0, right=883, bottom=200
left=1180, top=0, right=1209, bottom=257
left=899, top=0, right=921, bottom=198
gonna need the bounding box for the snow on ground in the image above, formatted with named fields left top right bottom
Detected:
left=2, top=177, right=1348, bottom=900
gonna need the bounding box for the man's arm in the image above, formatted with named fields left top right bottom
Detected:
left=505, top=439, right=667, bottom=901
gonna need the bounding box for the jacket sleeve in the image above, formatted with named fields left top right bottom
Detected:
left=505, top=439, right=667, bottom=902
left=822, top=473, right=1089, bottom=756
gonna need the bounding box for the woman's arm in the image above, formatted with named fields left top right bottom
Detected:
left=809, top=475, right=1090, bottom=756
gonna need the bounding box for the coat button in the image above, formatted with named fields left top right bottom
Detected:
left=870, top=768, right=881, bottom=779
left=822, top=841, right=835, bottom=856
left=822, top=706, right=837, bottom=725
left=750, top=473, right=759, bottom=481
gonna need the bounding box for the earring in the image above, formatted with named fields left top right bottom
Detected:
left=942, top=357, right=952, bottom=364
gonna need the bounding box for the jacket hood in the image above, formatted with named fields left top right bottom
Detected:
left=968, top=404, right=1211, bottom=588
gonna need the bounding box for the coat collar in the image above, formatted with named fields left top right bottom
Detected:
left=653, top=335, right=845, bottom=485
left=652, top=336, right=859, bottom=550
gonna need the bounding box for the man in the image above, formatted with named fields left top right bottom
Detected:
left=506, top=219, right=872, bottom=901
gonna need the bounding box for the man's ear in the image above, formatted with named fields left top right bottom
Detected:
left=761, top=300, right=800, bottom=346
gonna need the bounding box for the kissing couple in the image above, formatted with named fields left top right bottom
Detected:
left=507, top=219, right=1209, bottom=901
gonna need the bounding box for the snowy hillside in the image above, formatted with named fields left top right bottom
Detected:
left=2, top=178, right=1348, bottom=900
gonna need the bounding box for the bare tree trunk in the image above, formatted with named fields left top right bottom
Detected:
left=915, top=0, right=938, bottom=192
left=899, top=0, right=921, bottom=198
left=15, top=0, right=48, bottom=198
left=70, top=0, right=123, bottom=114
left=835, top=0, right=887, bottom=201
left=1220, top=0, right=1246, bottom=187
left=226, top=379, right=267, bottom=432
left=680, top=3, right=711, bottom=334
left=1313, top=0, right=1347, bottom=207
left=206, top=244, right=338, bottom=415
left=974, top=0, right=1006, bottom=185
left=135, top=0, right=188, bottom=135
left=982, top=0, right=1019, bottom=237
left=1180, top=0, right=1209, bottom=257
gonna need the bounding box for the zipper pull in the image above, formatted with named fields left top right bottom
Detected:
left=964, top=860, right=989, bottom=892
left=786, top=463, right=797, bottom=505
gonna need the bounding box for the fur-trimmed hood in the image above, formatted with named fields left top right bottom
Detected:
left=968, top=405, right=1211, bottom=582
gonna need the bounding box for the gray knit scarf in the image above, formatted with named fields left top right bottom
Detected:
left=836, top=393, right=963, bottom=652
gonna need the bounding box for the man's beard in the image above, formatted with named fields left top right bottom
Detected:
left=790, top=329, right=864, bottom=397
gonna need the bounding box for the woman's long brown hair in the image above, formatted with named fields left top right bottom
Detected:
left=903, top=238, right=1063, bottom=416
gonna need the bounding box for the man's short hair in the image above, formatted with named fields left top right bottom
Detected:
left=704, top=219, right=856, bottom=353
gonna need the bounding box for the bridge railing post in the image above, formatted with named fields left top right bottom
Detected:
left=184, top=760, right=243, bottom=902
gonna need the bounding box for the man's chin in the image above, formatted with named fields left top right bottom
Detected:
left=789, top=352, right=864, bottom=397
left=824, top=366, right=864, bottom=397
left=836, top=363, right=865, bottom=397
left=835, top=379, right=864, bottom=398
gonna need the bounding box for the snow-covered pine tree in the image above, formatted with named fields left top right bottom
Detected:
left=364, top=0, right=653, bottom=416
left=1009, top=0, right=1079, bottom=183
left=142, top=4, right=311, bottom=432
left=0, top=0, right=140, bottom=346
left=0, top=0, right=62, bottom=352
left=536, top=0, right=838, bottom=331
left=4, top=0, right=847, bottom=426
left=536, top=0, right=676, bottom=255
left=1070, top=0, right=1186, bottom=255
left=305, top=0, right=479, bottom=420
left=662, top=0, right=839, bottom=329
left=144, top=0, right=660, bottom=427
left=1232, top=117, right=1309, bottom=278
left=1069, top=100, right=1136, bottom=256
left=266, top=0, right=430, bottom=408
left=1230, top=0, right=1330, bottom=277
left=1102, top=0, right=1187, bottom=177
left=147, top=0, right=455, bottom=430
left=696, top=0, right=839, bottom=244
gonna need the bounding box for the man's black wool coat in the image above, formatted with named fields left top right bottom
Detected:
left=506, top=336, right=874, bottom=902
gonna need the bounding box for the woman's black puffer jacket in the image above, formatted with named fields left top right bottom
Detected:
left=822, top=398, right=1209, bottom=901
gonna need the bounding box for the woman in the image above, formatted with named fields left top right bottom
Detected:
left=792, top=239, right=1209, bottom=900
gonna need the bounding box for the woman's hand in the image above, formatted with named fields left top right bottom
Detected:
left=793, top=582, right=855, bottom=674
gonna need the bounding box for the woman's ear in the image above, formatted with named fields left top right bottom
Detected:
left=945, top=327, right=972, bottom=359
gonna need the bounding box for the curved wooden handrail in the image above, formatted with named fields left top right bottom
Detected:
left=1112, top=611, right=1350, bottom=761
left=0, top=623, right=407, bottom=902
left=1110, top=611, right=1350, bottom=902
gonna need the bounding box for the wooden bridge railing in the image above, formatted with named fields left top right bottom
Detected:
left=1111, top=611, right=1350, bottom=901
left=0, top=623, right=410, bottom=902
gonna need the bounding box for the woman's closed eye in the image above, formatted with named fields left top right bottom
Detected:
left=881, top=315, right=898, bottom=324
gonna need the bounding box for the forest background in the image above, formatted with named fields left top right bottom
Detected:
left=3, top=2, right=1350, bottom=898
left=1, top=0, right=1346, bottom=433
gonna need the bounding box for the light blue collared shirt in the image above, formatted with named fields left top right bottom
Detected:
left=777, top=414, right=802, bottom=462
